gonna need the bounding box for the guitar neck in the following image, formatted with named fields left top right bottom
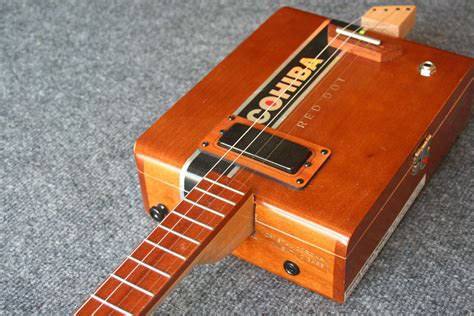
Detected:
left=76, top=173, right=254, bottom=315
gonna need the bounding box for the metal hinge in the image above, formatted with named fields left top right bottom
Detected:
left=411, top=135, right=432, bottom=176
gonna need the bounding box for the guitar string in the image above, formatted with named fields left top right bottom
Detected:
left=235, top=9, right=403, bottom=191
left=89, top=9, right=397, bottom=314
left=122, top=10, right=399, bottom=313
left=96, top=10, right=396, bottom=314
left=87, top=15, right=362, bottom=315
left=128, top=8, right=401, bottom=310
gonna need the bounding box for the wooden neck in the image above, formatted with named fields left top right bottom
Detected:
left=76, top=173, right=254, bottom=315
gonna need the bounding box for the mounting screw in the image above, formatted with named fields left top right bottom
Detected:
left=304, top=161, right=312, bottom=167
left=149, top=204, right=169, bottom=222
left=296, top=178, right=304, bottom=184
left=283, top=260, right=300, bottom=276
left=320, top=149, right=329, bottom=155
left=219, top=129, right=226, bottom=135
left=202, top=141, right=209, bottom=147
left=228, top=115, right=235, bottom=121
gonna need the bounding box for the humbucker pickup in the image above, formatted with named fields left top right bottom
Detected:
left=218, top=123, right=312, bottom=174
left=200, top=116, right=331, bottom=189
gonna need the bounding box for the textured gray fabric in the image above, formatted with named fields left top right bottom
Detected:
left=1, top=0, right=473, bottom=314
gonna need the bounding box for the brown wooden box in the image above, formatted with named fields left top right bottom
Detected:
left=133, top=7, right=473, bottom=302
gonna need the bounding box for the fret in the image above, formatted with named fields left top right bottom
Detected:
left=76, top=172, right=253, bottom=315
left=147, top=227, right=198, bottom=259
left=127, top=255, right=172, bottom=278
left=196, top=176, right=245, bottom=203
left=160, top=211, right=212, bottom=244
left=110, top=273, right=154, bottom=297
left=90, top=294, right=132, bottom=316
left=94, top=271, right=154, bottom=313
left=194, top=186, right=236, bottom=205
left=159, top=225, right=201, bottom=245
left=143, top=239, right=187, bottom=260
left=183, top=198, right=226, bottom=217
left=202, top=177, right=245, bottom=196
left=170, top=211, right=214, bottom=230
left=174, top=201, right=222, bottom=228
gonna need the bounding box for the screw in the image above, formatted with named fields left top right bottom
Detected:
left=202, top=141, right=209, bottom=147
left=296, top=178, right=304, bottom=184
left=320, top=149, right=329, bottom=155
left=304, top=161, right=312, bottom=167
left=228, top=115, right=235, bottom=121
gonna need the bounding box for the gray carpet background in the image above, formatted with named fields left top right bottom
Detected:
left=1, top=0, right=473, bottom=314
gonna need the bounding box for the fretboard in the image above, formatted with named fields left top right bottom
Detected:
left=76, top=173, right=253, bottom=315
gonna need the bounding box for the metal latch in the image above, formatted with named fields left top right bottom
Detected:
left=411, top=135, right=432, bottom=176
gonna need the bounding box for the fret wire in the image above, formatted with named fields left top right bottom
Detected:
left=110, top=273, right=154, bottom=297
left=183, top=198, right=225, bottom=217
left=143, top=239, right=187, bottom=260
left=127, top=255, right=171, bottom=278
left=90, top=294, right=132, bottom=316
left=172, top=211, right=214, bottom=230
left=194, top=186, right=236, bottom=205
left=159, top=225, right=201, bottom=245
left=202, top=177, right=245, bottom=196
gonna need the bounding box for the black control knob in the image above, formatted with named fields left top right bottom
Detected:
left=149, top=204, right=169, bottom=222
left=283, top=260, right=300, bottom=276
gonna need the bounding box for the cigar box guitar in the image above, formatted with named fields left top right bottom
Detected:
left=76, top=5, right=473, bottom=315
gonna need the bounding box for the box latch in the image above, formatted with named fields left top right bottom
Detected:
left=411, top=134, right=432, bottom=176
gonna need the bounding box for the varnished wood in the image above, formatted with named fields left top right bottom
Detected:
left=361, top=5, right=417, bottom=38
left=131, top=7, right=473, bottom=304
left=76, top=173, right=254, bottom=315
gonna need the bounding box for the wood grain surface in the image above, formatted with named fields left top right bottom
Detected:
left=134, top=7, right=473, bottom=302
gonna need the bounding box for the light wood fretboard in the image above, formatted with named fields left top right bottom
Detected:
left=76, top=173, right=254, bottom=315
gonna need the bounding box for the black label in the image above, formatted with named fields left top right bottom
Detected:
left=182, top=23, right=338, bottom=195
left=235, top=25, right=337, bottom=127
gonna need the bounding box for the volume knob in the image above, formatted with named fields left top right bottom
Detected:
left=149, top=204, right=169, bottom=222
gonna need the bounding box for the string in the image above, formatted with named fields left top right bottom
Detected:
left=88, top=15, right=361, bottom=315
left=135, top=7, right=401, bottom=306
left=126, top=9, right=399, bottom=313
left=129, top=9, right=401, bottom=310
left=233, top=8, right=401, bottom=192
left=89, top=8, right=398, bottom=315
left=101, top=10, right=398, bottom=314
